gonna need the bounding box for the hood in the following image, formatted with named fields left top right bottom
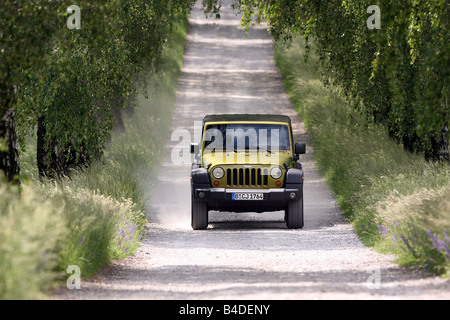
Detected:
left=201, top=150, right=293, bottom=168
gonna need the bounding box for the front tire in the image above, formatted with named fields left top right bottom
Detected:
left=286, top=198, right=304, bottom=229
left=191, top=197, right=208, bottom=230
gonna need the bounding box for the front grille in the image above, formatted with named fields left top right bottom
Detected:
left=226, top=168, right=269, bottom=187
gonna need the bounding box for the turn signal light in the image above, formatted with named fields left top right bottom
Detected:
left=213, top=181, right=220, bottom=187
left=275, top=181, right=282, bottom=187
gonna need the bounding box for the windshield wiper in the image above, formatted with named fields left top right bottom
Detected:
left=218, top=147, right=273, bottom=154
left=218, top=148, right=239, bottom=153
left=256, top=147, right=272, bottom=154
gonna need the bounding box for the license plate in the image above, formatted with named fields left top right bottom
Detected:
left=232, top=193, right=264, bottom=201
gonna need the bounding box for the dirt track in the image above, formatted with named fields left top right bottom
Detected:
left=56, top=1, right=450, bottom=300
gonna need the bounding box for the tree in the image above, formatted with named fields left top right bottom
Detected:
left=0, top=1, right=65, bottom=182
left=11, top=0, right=197, bottom=179
left=203, top=0, right=449, bottom=161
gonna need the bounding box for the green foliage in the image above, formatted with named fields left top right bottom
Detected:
left=206, top=0, right=449, bottom=160
left=2, top=9, right=190, bottom=299
left=0, top=184, right=65, bottom=299
left=0, top=1, right=64, bottom=105
left=275, top=36, right=450, bottom=275
left=3, top=0, right=195, bottom=178
left=49, top=185, right=145, bottom=278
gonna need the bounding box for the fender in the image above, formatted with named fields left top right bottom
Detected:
left=191, top=168, right=210, bottom=186
left=285, top=168, right=304, bottom=186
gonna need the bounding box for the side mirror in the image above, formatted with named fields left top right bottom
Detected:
left=295, top=143, right=306, bottom=155
left=190, top=143, right=199, bottom=155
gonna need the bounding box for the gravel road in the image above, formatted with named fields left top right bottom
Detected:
left=56, top=1, right=449, bottom=300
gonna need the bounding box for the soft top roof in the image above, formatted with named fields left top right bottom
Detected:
left=203, top=114, right=292, bottom=124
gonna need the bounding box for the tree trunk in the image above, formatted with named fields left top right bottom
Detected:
left=37, top=115, right=91, bottom=179
left=36, top=116, right=47, bottom=178
left=0, top=108, right=20, bottom=183
left=37, top=116, right=71, bottom=179
left=438, top=126, right=449, bottom=162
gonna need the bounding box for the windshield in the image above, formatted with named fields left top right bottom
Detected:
left=203, top=123, right=291, bottom=152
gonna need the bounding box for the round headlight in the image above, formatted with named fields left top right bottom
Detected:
left=270, top=167, right=283, bottom=180
left=212, top=167, right=225, bottom=179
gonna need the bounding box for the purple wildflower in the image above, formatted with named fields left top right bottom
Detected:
left=377, top=224, right=388, bottom=238
left=124, top=246, right=129, bottom=253
left=117, top=228, right=126, bottom=237
left=401, top=234, right=418, bottom=258
left=437, top=238, right=446, bottom=250
left=427, top=230, right=439, bottom=249
left=443, top=230, right=449, bottom=243
left=78, top=236, right=85, bottom=245
left=437, top=238, right=450, bottom=259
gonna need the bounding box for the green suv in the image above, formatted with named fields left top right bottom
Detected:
left=190, top=114, right=306, bottom=230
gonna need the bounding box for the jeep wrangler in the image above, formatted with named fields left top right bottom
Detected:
left=190, top=114, right=306, bottom=230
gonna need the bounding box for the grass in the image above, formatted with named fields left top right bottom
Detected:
left=0, top=185, right=65, bottom=299
left=0, top=13, right=189, bottom=299
left=274, top=37, right=450, bottom=276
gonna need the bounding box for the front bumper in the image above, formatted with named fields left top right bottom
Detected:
left=193, top=187, right=302, bottom=213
